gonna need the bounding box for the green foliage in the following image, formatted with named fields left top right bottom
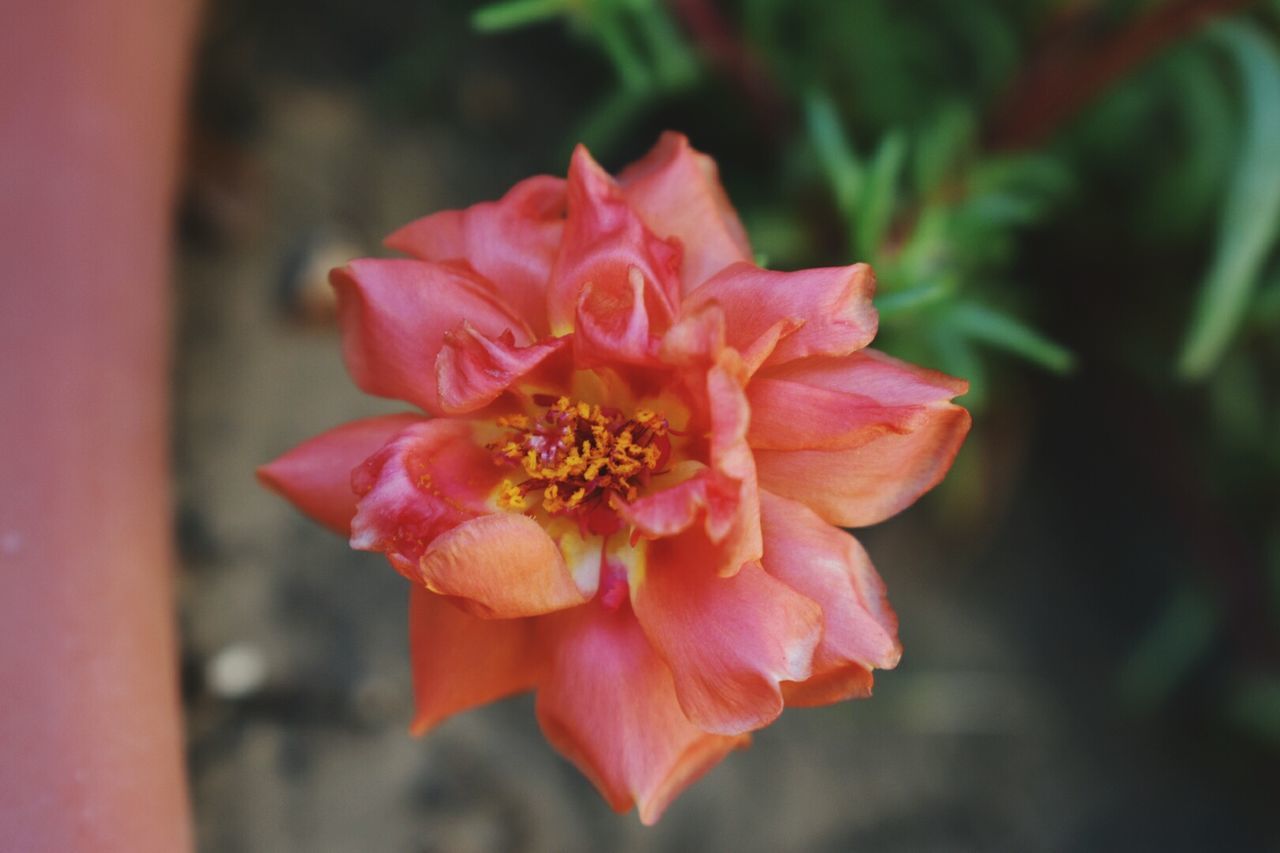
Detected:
left=1178, top=22, right=1280, bottom=379
left=473, top=0, right=698, bottom=151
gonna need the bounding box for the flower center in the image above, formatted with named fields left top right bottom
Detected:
left=491, top=395, right=670, bottom=520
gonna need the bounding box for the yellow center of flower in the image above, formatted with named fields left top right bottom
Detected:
left=490, top=396, right=670, bottom=521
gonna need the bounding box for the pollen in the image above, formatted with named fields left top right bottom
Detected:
left=489, top=396, right=671, bottom=519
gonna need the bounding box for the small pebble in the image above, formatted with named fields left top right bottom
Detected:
left=206, top=642, right=269, bottom=699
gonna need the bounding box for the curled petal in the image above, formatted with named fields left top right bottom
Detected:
left=683, top=262, right=877, bottom=368
left=536, top=601, right=748, bottom=825
left=548, top=146, right=682, bottom=365
left=753, top=351, right=970, bottom=526
left=409, top=585, right=542, bottom=734
left=349, top=419, right=499, bottom=579
left=333, top=259, right=534, bottom=415
left=257, top=413, right=424, bottom=535
left=632, top=545, right=822, bottom=735
left=618, top=132, right=753, bottom=289
left=436, top=322, right=568, bottom=415
left=384, top=174, right=566, bottom=333
left=782, top=665, right=875, bottom=708
left=759, top=490, right=900, bottom=686
left=618, top=356, right=760, bottom=576
left=755, top=408, right=970, bottom=527
left=615, top=463, right=739, bottom=543
left=418, top=513, right=590, bottom=618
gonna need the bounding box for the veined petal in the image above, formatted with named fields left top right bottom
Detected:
left=749, top=349, right=968, bottom=451
left=535, top=601, right=748, bottom=825
left=618, top=132, right=753, bottom=289
left=333, top=259, right=534, bottom=415
left=548, top=146, right=682, bottom=365
left=349, top=419, right=498, bottom=580
left=682, top=262, right=877, bottom=368
left=409, top=585, right=542, bottom=734
left=759, top=490, right=900, bottom=683
left=753, top=351, right=970, bottom=526
left=384, top=174, right=566, bottom=333
left=632, top=544, right=822, bottom=735
left=418, top=513, right=589, bottom=618
left=436, top=322, right=568, bottom=415
left=257, top=413, right=424, bottom=536
left=660, top=301, right=794, bottom=378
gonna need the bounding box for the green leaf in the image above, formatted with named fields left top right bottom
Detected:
left=804, top=92, right=863, bottom=216
left=473, top=0, right=571, bottom=32
left=947, top=300, right=1076, bottom=374
left=1119, top=582, right=1218, bottom=710
left=913, top=103, right=976, bottom=197
left=855, top=129, right=908, bottom=259
left=1178, top=21, right=1280, bottom=379
left=875, top=281, right=952, bottom=318
left=1142, top=46, right=1236, bottom=237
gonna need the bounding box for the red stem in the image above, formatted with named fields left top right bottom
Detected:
left=987, top=0, right=1258, bottom=150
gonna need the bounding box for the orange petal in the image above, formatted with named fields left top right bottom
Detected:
left=547, top=146, right=682, bottom=366
left=759, top=490, right=900, bottom=686
left=618, top=132, right=753, bottom=289
left=384, top=174, right=566, bottom=334
left=348, top=419, right=498, bottom=581
left=535, top=601, right=748, bottom=825
left=332, top=259, right=534, bottom=415
left=682, top=262, right=877, bottom=368
left=752, top=350, right=970, bottom=526
left=435, top=322, right=568, bottom=414
left=782, top=665, right=875, bottom=707
left=257, top=413, right=424, bottom=535
left=408, top=585, right=542, bottom=734
left=755, top=408, right=969, bottom=527
left=632, top=544, right=822, bottom=735
left=418, top=513, right=590, bottom=618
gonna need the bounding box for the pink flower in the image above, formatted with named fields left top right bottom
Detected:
left=259, top=133, right=970, bottom=823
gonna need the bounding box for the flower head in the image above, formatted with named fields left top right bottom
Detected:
left=259, top=133, right=970, bottom=823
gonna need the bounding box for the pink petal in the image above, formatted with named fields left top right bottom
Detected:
left=682, top=262, right=877, bottom=368
left=753, top=351, right=970, bottom=526
left=660, top=301, right=795, bottom=378
left=418, top=513, right=590, bottom=618
left=615, top=465, right=739, bottom=542
left=746, top=376, right=918, bottom=451
left=632, top=544, right=822, bottom=735
left=332, top=259, right=534, bottom=415
left=435, top=322, right=568, bottom=415
left=547, top=146, right=682, bottom=366
left=384, top=174, right=566, bottom=333
left=759, top=490, right=900, bottom=681
left=257, top=413, right=424, bottom=535
left=618, top=132, right=753, bottom=289
left=617, top=356, right=760, bottom=576
left=408, top=585, right=542, bottom=734
left=349, top=419, right=498, bottom=580
left=755, top=408, right=970, bottom=527
left=535, top=601, right=748, bottom=825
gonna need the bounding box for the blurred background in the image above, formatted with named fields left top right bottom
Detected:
left=176, top=1, right=1280, bottom=850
